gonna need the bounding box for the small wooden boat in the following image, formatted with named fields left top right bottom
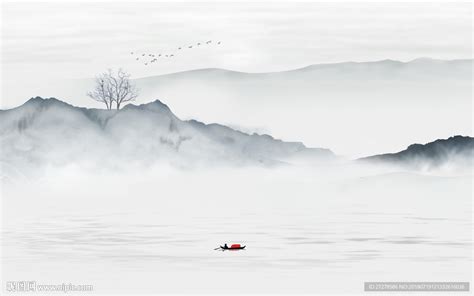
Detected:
left=220, top=244, right=246, bottom=250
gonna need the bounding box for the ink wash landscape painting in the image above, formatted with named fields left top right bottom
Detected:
left=1, top=2, right=472, bottom=295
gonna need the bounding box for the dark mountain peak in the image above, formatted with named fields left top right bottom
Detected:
left=143, top=99, right=172, bottom=110
left=405, top=135, right=473, bottom=152
left=359, top=135, right=474, bottom=169
left=24, top=96, right=69, bottom=107
left=8, top=96, right=78, bottom=113
left=26, top=96, right=46, bottom=104
left=123, top=99, right=173, bottom=114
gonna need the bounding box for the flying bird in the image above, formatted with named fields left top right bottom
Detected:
left=188, top=46, right=193, bottom=48
left=136, top=57, right=139, bottom=60
left=217, top=41, right=221, bottom=45
left=206, top=40, right=212, bottom=44
left=130, top=52, right=134, bottom=54
left=178, top=47, right=182, bottom=50
left=197, top=42, right=201, bottom=46
left=170, top=54, right=174, bottom=57
left=142, top=53, right=145, bottom=56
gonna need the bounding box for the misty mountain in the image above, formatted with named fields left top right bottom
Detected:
left=133, top=58, right=472, bottom=110
left=358, top=136, right=474, bottom=169
left=0, top=97, right=334, bottom=173
left=32, top=58, right=472, bottom=158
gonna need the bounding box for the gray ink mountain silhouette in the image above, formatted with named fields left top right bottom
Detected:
left=0, top=97, right=334, bottom=172
left=38, top=58, right=473, bottom=108
left=358, top=136, right=473, bottom=169
left=16, top=58, right=471, bottom=159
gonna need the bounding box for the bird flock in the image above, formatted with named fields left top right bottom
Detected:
left=130, top=40, right=222, bottom=66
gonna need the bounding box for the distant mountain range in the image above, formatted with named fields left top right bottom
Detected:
left=0, top=97, right=472, bottom=176
left=359, top=136, right=473, bottom=169
left=25, top=58, right=471, bottom=158
left=2, top=57, right=473, bottom=174
left=0, top=97, right=334, bottom=173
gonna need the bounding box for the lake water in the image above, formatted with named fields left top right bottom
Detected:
left=2, top=168, right=472, bottom=294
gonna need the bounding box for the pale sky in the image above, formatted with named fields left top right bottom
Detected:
left=1, top=2, right=471, bottom=83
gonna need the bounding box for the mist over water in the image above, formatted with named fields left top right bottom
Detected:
left=2, top=165, right=471, bottom=294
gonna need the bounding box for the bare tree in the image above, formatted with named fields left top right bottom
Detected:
left=87, top=69, right=138, bottom=110
left=108, top=68, right=139, bottom=109
left=87, top=74, right=114, bottom=110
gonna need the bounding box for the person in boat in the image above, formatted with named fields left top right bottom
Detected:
left=223, top=243, right=228, bottom=249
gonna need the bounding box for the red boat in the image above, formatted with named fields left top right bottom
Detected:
left=220, top=244, right=246, bottom=250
